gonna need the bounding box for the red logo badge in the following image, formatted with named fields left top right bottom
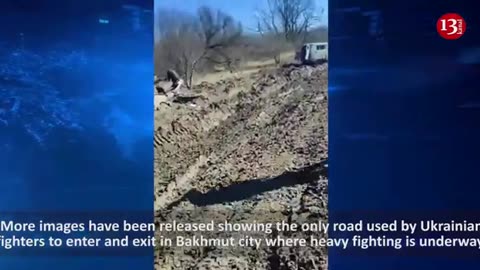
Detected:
left=437, top=13, right=466, bottom=40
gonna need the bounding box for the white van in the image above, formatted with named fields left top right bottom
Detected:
left=299, top=42, right=328, bottom=64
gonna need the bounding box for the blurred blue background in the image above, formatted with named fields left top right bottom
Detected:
left=329, top=0, right=480, bottom=269
left=0, top=0, right=153, bottom=268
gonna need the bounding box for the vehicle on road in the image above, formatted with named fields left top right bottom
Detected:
left=299, top=42, right=328, bottom=64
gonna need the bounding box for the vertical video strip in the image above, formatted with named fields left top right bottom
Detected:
left=154, top=0, right=328, bottom=269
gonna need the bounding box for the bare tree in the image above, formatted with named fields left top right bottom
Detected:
left=155, top=9, right=202, bottom=85
left=155, top=7, right=242, bottom=88
left=255, top=0, right=322, bottom=44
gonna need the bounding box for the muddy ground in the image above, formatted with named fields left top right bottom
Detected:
left=154, top=63, right=328, bottom=270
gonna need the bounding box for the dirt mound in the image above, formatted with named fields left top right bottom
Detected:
left=154, top=64, right=328, bottom=270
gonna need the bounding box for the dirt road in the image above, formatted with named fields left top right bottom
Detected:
left=154, top=63, right=328, bottom=269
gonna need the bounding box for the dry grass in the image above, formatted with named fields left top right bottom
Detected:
left=194, top=51, right=295, bottom=85
left=245, top=51, right=295, bottom=68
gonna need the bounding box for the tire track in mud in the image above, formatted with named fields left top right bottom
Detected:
left=155, top=64, right=328, bottom=209
left=154, top=64, right=329, bottom=270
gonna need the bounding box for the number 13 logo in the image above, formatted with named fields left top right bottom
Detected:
left=437, top=13, right=466, bottom=40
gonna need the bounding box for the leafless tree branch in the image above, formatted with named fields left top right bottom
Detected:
left=255, top=0, right=321, bottom=44
left=155, top=6, right=242, bottom=87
